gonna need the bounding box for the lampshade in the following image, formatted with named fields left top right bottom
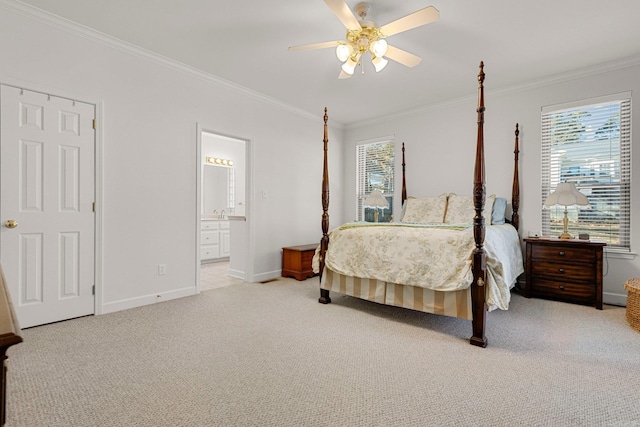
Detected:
left=370, top=39, right=388, bottom=57
left=543, top=182, right=590, bottom=239
left=341, top=55, right=359, bottom=75
left=336, top=44, right=352, bottom=62
left=543, top=182, right=590, bottom=207
left=364, top=190, right=389, bottom=208
left=372, top=56, right=388, bottom=72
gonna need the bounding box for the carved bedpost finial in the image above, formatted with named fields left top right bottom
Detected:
left=477, top=61, right=485, bottom=116
left=323, top=107, right=328, bottom=142
left=512, top=123, right=520, bottom=231
left=401, top=142, right=407, bottom=205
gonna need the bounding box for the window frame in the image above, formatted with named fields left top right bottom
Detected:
left=356, top=139, right=395, bottom=222
left=541, top=92, right=631, bottom=250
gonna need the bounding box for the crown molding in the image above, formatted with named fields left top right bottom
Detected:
left=0, top=0, right=338, bottom=127
left=347, top=54, right=640, bottom=131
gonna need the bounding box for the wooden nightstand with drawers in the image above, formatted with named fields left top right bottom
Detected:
left=524, top=238, right=606, bottom=309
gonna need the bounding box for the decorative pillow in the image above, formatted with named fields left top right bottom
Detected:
left=491, top=197, right=507, bottom=225
left=444, top=193, right=496, bottom=224
left=401, top=193, right=447, bottom=223
left=397, top=196, right=414, bottom=223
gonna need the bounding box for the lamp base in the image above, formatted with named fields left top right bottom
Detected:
left=558, top=207, right=572, bottom=239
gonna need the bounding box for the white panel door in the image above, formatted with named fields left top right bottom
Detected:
left=0, top=85, right=95, bottom=328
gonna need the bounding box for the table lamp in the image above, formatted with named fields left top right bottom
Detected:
left=364, top=190, right=389, bottom=222
left=543, top=182, right=590, bottom=239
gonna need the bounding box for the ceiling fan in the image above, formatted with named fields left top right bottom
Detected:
left=289, top=0, right=439, bottom=79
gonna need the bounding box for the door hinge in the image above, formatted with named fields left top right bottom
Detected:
left=92, top=202, right=96, bottom=212
left=92, top=285, right=95, bottom=295
left=92, top=118, right=97, bottom=129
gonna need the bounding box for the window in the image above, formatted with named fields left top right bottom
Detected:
left=541, top=93, right=631, bottom=249
left=356, top=140, right=395, bottom=222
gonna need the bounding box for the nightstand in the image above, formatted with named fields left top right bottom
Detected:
left=524, top=238, right=606, bottom=309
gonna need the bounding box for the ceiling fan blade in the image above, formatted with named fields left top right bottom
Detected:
left=324, top=0, right=361, bottom=30
left=385, top=45, right=422, bottom=68
left=379, top=6, right=440, bottom=37
left=338, top=69, right=353, bottom=79
left=288, top=41, right=340, bottom=52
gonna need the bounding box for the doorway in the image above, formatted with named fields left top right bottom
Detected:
left=196, top=127, right=249, bottom=290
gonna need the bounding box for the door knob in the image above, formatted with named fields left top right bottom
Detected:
left=4, top=220, right=18, bottom=229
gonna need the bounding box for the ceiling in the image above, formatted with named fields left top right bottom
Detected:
left=14, top=0, right=640, bottom=126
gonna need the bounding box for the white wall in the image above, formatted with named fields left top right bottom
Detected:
left=0, top=5, right=343, bottom=314
left=344, top=60, right=640, bottom=306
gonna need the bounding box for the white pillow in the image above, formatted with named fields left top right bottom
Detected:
left=401, top=193, right=448, bottom=223
left=444, top=193, right=495, bottom=224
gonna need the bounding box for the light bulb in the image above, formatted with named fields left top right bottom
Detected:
left=372, top=56, right=388, bottom=72
left=371, top=39, right=388, bottom=57
left=336, top=44, right=352, bottom=62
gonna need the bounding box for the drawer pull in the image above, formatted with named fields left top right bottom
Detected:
left=559, top=285, right=565, bottom=291
left=559, top=251, right=565, bottom=256
left=558, top=268, right=565, bottom=273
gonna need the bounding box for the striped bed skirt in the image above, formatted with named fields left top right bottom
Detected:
left=320, top=267, right=473, bottom=320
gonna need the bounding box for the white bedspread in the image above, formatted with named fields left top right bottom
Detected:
left=319, top=222, right=523, bottom=311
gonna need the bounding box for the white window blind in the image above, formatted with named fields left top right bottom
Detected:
left=356, top=140, right=395, bottom=222
left=541, top=94, right=631, bottom=249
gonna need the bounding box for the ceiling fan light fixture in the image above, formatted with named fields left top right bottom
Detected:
left=289, top=1, right=440, bottom=79
left=341, top=55, right=359, bottom=75
left=336, top=43, right=352, bottom=62
left=371, top=39, right=388, bottom=57
left=372, top=55, right=388, bottom=72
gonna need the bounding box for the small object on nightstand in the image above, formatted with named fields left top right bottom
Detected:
left=282, top=244, right=319, bottom=281
left=524, top=237, right=606, bottom=309
left=579, top=233, right=590, bottom=240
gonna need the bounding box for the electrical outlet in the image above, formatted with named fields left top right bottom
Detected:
left=158, top=264, right=166, bottom=275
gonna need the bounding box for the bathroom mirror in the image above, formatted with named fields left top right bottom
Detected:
left=202, top=164, right=234, bottom=216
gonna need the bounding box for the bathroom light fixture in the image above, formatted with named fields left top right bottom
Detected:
left=206, top=157, right=234, bottom=167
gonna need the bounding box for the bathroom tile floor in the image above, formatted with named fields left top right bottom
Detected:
left=200, top=261, right=244, bottom=291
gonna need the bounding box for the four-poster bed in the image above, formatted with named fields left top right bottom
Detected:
left=315, top=62, right=523, bottom=347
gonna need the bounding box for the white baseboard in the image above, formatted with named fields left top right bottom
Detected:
left=603, top=292, right=627, bottom=307
left=100, top=286, right=197, bottom=315
left=251, top=270, right=282, bottom=283
left=228, top=268, right=245, bottom=281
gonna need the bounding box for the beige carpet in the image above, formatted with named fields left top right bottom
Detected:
left=5, top=277, right=639, bottom=426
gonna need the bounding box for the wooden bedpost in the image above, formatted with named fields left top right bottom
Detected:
left=401, top=142, right=407, bottom=205
left=470, top=61, right=488, bottom=348
left=511, top=124, right=520, bottom=231
left=319, top=108, right=331, bottom=304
